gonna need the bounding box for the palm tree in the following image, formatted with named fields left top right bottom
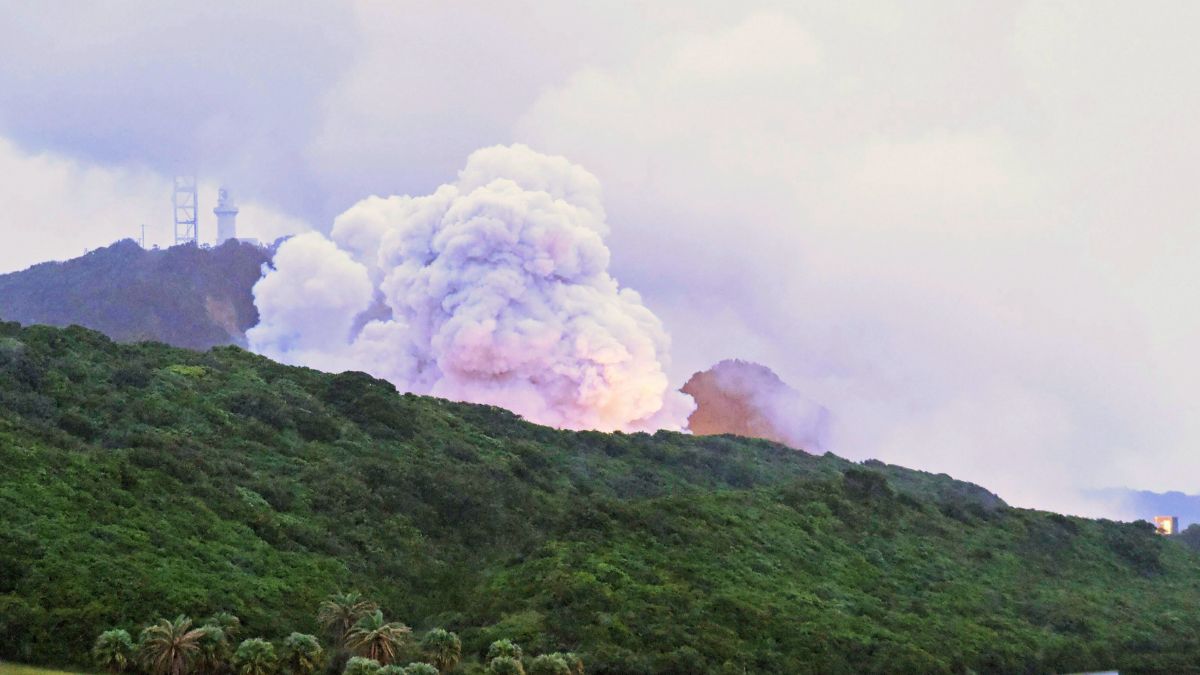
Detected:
left=486, top=640, right=522, bottom=663
left=195, top=625, right=231, bottom=675
left=528, top=655, right=570, bottom=675
left=342, top=656, right=381, bottom=675
left=138, top=616, right=206, bottom=675
left=558, top=653, right=584, bottom=675
left=205, top=612, right=242, bottom=642
left=345, top=610, right=410, bottom=665
left=486, top=656, right=525, bottom=675
left=280, top=632, right=324, bottom=675
left=318, top=591, right=378, bottom=647
left=94, top=629, right=135, bottom=674
left=418, top=629, right=460, bottom=673
left=232, top=638, right=278, bottom=675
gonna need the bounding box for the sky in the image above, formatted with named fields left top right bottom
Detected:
left=1, top=1, right=1199, bottom=516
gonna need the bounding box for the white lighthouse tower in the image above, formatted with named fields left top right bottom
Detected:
left=214, top=187, right=239, bottom=245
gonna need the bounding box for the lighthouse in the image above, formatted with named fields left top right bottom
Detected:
left=214, top=187, right=239, bottom=245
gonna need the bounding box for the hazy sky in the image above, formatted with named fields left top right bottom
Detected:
left=2, top=1, right=1199, bottom=515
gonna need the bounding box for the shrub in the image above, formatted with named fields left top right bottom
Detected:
left=843, top=468, right=894, bottom=501
left=419, top=628, right=461, bottom=673
left=486, top=656, right=525, bottom=675
left=281, top=632, right=324, bottom=675
left=93, top=628, right=135, bottom=673
left=233, top=638, right=278, bottom=675
left=195, top=626, right=231, bottom=675
left=487, top=639, right=522, bottom=663
left=528, top=654, right=570, bottom=675
left=344, top=657, right=382, bottom=675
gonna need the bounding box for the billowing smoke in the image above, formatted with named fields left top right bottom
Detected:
left=248, top=144, right=694, bottom=432
left=682, top=359, right=829, bottom=451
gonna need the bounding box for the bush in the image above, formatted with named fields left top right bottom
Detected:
left=93, top=629, right=135, bottom=673
left=344, top=657, right=382, bottom=675
left=281, top=632, right=324, bottom=675
left=420, top=628, right=461, bottom=673
left=528, top=654, right=570, bottom=675
left=486, top=657, right=525, bottom=675
left=233, top=638, right=279, bottom=675
left=487, top=640, right=522, bottom=663
left=843, top=468, right=894, bottom=501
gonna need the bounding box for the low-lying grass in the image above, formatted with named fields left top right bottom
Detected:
left=0, top=663, right=85, bottom=675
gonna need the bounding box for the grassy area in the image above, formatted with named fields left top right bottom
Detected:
left=0, top=663, right=84, bottom=675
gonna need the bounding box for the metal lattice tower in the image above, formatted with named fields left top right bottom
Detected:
left=173, top=175, right=198, bottom=245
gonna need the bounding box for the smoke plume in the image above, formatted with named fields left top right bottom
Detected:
left=682, top=359, right=829, bottom=451
left=248, top=144, right=693, bottom=432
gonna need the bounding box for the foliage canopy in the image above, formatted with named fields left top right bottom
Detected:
left=1, top=321, right=1199, bottom=673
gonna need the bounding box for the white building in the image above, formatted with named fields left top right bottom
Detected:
left=214, top=187, right=239, bottom=245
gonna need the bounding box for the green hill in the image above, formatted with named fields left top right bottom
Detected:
left=0, top=240, right=268, bottom=350
left=1, top=322, right=1198, bottom=674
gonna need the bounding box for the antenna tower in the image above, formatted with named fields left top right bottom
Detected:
left=173, top=175, right=198, bottom=245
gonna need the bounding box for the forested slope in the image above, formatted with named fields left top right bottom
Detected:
left=1, top=322, right=1198, bottom=673
left=0, top=240, right=268, bottom=350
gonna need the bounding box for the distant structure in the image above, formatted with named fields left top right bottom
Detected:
left=1154, top=515, right=1179, bottom=535
left=214, top=187, right=240, bottom=245
left=173, top=176, right=199, bottom=245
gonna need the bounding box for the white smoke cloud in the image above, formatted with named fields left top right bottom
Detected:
left=9, top=2, right=1200, bottom=517
left=512, top=7, right=1200, bottom=516
left=248, top=144, right=693, bottom=432
left=247, top=232, right=374, bottom=371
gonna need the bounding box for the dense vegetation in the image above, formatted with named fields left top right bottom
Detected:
left=3, top=321, right=1200, bottom=673
left=0, top=240, right=268, bottom=350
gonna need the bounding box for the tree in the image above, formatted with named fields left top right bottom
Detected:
left=195, top=625, right=231, bottom=675
left=557, top=653, right=584, bottom=675
left=94, top=629, right=135, bottom=674
left=401, top=665, right=439, bottom=675
left=528, top=655, right=569, bottom=675
left=486, top=657, right=525, bottom=675
left=486, top=640, right=523, bottom=663
left=206, top=612, right=242, bottom=642
left=138, top=616, right=206, bottom=675
left=376, top=667, right=407, bottom=675
left=233, top=638, right=278, bottom=675
left=318, top=592, right=379, bottom=647
left=345, top=610, right=410, bottom=665
left=280, top=632, right=324, bottom=675
left=343, top=656, right=381, bottom=675
left=419, top=629, right=461, bottom=673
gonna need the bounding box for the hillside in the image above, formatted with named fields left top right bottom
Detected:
left=1, top=323, right=1199, bottom=673
left=0, top=240, right=268, bottom=350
